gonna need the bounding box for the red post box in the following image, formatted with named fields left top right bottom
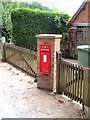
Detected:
left=40, top=44, right=51, bottom=74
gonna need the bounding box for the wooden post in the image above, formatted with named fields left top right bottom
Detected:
left=56, top=51, right=62, bottom=94
left=1, top=37, right=6, bottom=62
left=88, top=26, right=90, bottom=45
left=83, top=67, right=90, bottom=119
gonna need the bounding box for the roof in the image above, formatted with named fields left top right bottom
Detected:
left=68, top=0, right=88, bottom=27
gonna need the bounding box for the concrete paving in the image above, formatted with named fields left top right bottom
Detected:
left=0, top=61, right=84, bottom=119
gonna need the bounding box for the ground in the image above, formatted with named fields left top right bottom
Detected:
left=0, top=61, right=84, bottom=119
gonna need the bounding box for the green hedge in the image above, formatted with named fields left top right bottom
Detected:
left=11, top=8, right=61, bottom=51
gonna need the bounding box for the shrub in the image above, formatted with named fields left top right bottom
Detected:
left=11, top=8, right=60, bottom=51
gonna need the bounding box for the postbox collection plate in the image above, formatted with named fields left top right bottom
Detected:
left=40, top=44, right=51, bottom=74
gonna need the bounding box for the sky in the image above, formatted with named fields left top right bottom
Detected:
left=16, top=0, right=84, bottom=16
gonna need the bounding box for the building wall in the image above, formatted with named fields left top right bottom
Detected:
left=69, top=26, right=88, bottom=58
left=69, top=2, right=89, bottom=58
left=73, top=2, right=88, bottom=24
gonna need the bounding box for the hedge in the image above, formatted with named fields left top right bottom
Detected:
left=11, top=8, right=65, bottom=51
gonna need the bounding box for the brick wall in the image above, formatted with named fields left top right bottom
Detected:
left=88, top=1, right=90, bottom=23
left=73, top=2, right=88, bottom=23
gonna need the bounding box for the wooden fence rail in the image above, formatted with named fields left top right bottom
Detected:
left=4, top=42, right=37, bottom=78
left=60, top=58, right=84, bottom=103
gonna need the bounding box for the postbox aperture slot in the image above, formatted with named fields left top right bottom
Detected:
left=43, top=55, right=47, bottom=62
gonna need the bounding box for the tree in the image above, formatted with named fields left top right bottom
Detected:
left=54, top=13, right=72, bottom=58
left=19, top=2, right=29, bottom=8
left=29, top=2, right=43, bottom=10
left=2, top=2, right=20, bottom=41
left=28, top=2, right=51, bottom=11
left=54, top=13, right=69, bottom=33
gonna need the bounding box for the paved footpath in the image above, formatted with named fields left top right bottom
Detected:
left=0, top=61, right=84, bottom=119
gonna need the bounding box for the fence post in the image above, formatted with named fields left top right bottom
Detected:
left=56, top=51, right=62, bottom=94
left=83, top=67, right=90, bottom=119
left=1, top=36, right=6, bottom=62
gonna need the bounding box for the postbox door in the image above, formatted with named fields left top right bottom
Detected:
left=40, top=45, right=51, bottom=74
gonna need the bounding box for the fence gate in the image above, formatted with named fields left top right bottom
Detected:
left=56, top=52, right=84, bottom=105
left=5, top=43, right=37, bottom=78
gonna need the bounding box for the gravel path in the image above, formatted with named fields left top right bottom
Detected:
left=0, top=61, right=84, bottom=119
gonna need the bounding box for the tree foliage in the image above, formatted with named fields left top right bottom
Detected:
left=2, top=2, right=20, bottom=41
left=54, top=13, right=73, bottom=58
left=54, top=13, right=69, bottom=33
left=28, top=2, right=51, bottom=11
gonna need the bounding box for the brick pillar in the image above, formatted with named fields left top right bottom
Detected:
left=36, top=34, right=62, bottom=91
left=69, top=27, right=77, bottom=58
